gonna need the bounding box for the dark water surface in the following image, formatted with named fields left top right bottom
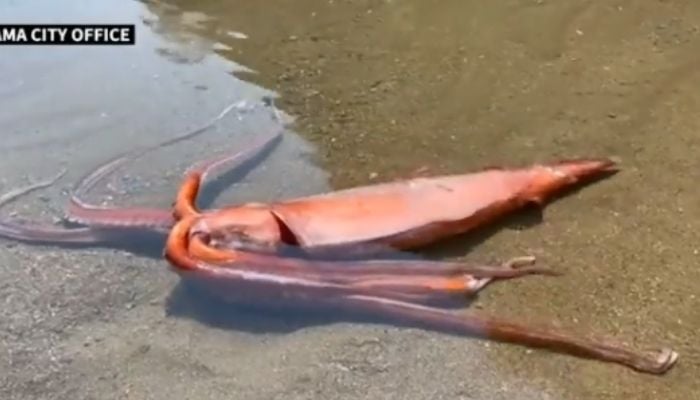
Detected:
left=1, top=0, right=699, bottom=399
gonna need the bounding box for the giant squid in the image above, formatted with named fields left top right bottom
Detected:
left=0, top=102, right=678, bottom=375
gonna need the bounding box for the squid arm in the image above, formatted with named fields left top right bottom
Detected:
left=0, top=101, right=284, bottom=245
left=164, top=215, right=677, bottom=375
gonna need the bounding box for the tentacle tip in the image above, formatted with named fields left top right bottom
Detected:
left=641, top=348, right=679, bottom=375
left=505, top=255, right=537, bottom=269
left=656, top=348, right=679, bottom=373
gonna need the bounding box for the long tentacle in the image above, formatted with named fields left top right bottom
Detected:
left=65, top=129, right=282, bottom=229
left=194, top=240, right=556, bottom=302
left=0, top=168, right=66, bottom=205
left=0, top=102, right=282, bottom=245
left=0, top=101, right=245, bottom=243
left=330, top=294, right=678, bottom=375
left=189, top=234, right=556, bottom=284
left=164, top=219, right=677, bottom=375
left=66, top=100, right=258, bottom=228
left=0, top=169, right=104, bottom=244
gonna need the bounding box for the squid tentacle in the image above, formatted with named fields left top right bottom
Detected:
left=0, top=169, right=104, bottom=244
left=191, top=233, right=557, bottom=282
left=65, top=130, right=282, bottom=230
left=66, top=100, right=266, bottom=228
left=0, top=168, right=67, bottom=206
left=165, top=220, right=678, bottom=375
left=332, top=294, right=678, bottom=375
left=0, top=102, right=283, bottom=245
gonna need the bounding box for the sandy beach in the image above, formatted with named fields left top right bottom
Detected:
left=1, top=1, right=699, bottom=399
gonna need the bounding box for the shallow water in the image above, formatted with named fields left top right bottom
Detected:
left=1, top=0, right=699, bottom=399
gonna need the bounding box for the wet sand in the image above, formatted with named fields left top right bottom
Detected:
left=2, top=0, right=699, bottom=399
